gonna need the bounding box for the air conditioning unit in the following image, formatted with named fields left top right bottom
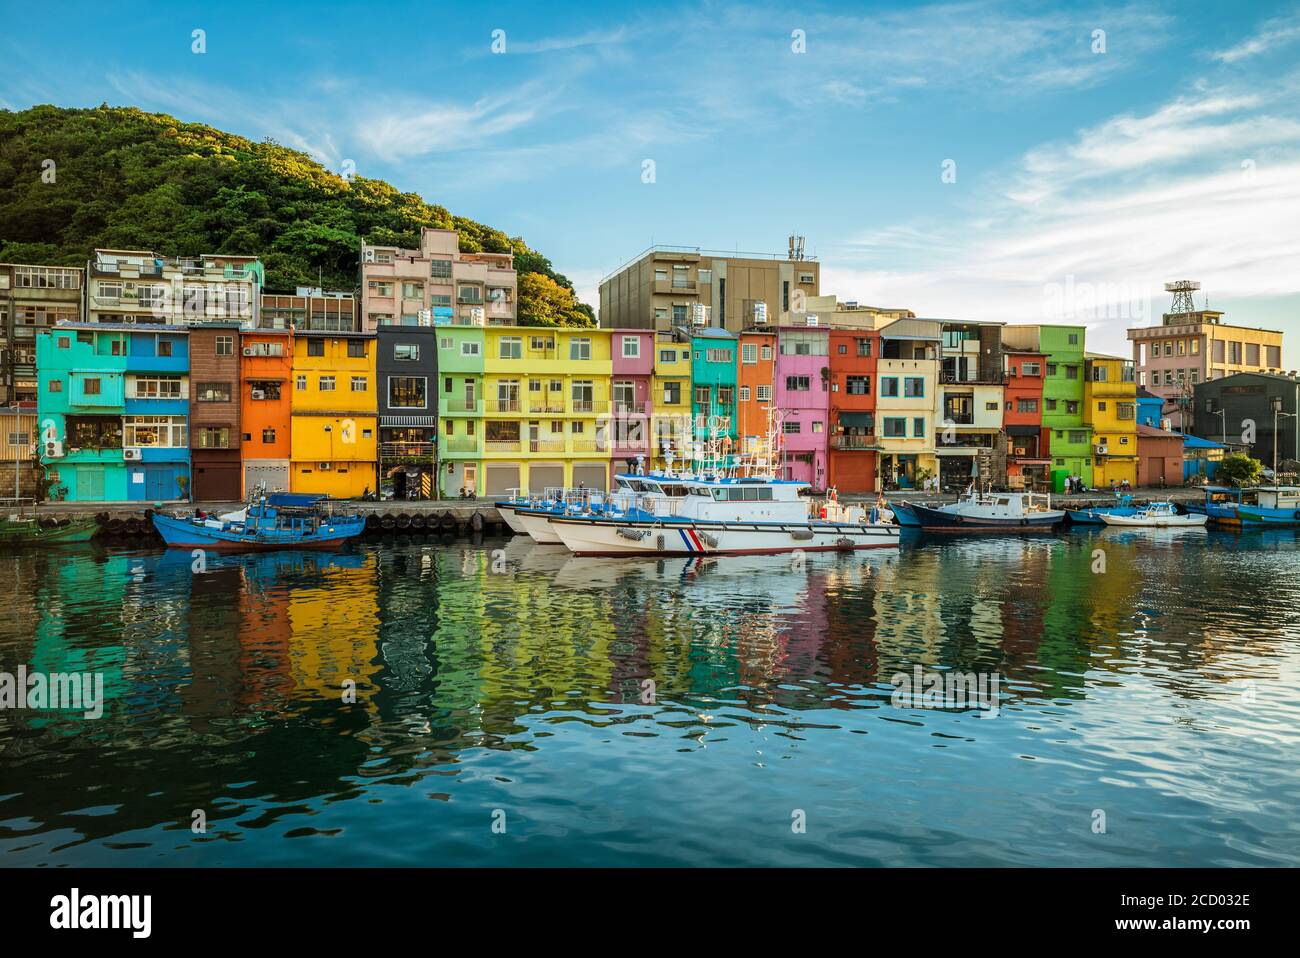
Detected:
left=123, top=448, right=142, bottom=461
left=243, top=347, right=256, bottom=356
left=805, top=314, right=820, bottom=326
left=251, top=389, right=265, bottom=400
left=1014, top=447, right=1027, bottom=456
left=1096, top=444, right=1108, bottom=456
left=43, top=440, right=63, bottom=459
left=362, top=248, right=376, bottom=263
left=122, top=316, right=136, bottom=324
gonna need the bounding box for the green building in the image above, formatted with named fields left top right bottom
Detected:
left=435, top=326, right=484, bottom=497
left=689, top=329, right=738, bottom=465
left=1038, top=325, right=1092, bottom=490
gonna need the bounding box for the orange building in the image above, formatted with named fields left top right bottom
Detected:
left=827, top=327, right=879, bottom=493
left=737, top=330, right=777, bottom=451
left=240, top=329, right=293, bottom=494
left=1002, top=347, right=1051, bottom=487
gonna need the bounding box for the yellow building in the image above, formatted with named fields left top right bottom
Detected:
left=478, top=326, right=613, bottom=495
left=1083, top=352, right=1138, bottom=488
left=651, top=331, right=693, bottom=470
left=290, top=330, right=378, bottom=497
left=875, top=318, right=941, bottom=490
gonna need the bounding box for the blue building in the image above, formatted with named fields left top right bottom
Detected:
left=1181, top=433, right=1227, bottom=483
left=1136, top=387, right=1165, bottom=428
left=37, top=324, right=191, bottom=502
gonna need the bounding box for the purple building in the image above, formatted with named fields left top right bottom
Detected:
left=609, top=329, right=655, bottom=480
left=775, top=327, right=830, bottom=488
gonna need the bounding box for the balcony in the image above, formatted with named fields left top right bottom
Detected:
left=527, top=399, right=566, bottom=414
left=529, top=439, right=566, bottom=453
left=485, top=439, right=522, bottom=453
left=940, top=370, right=1005, bottom=384
left=570, top=439, right=599, bottom=452
left=613, top=401, right=649, bottom=415
left=442, top=437, right=479, bottom=454
left=381, top=441, right=435, bottom=459
left=572, top=400, right=595, bottom=413
left=444, top=397, right=483, bottom=414
left=830, top=434, right=876, bottom=450
left=486, top=398, right=522, bottom=413
left=942, top=412, right=976, bottom=425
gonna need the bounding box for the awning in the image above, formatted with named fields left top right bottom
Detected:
left=1006, top=424, right=1040, bottom=437
left=838, top=412, right=874, bottom=428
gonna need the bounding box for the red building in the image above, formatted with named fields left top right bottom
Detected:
left=1136, top=424, right=1183, bottom=487
left=1002, top=347, right=1051, bottom=488
left=189, top=322, right=244, bottom=500
left=827, top=327, right=878, bottom=493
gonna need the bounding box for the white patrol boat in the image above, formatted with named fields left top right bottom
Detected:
left=546, top=476, right=899, bottom=556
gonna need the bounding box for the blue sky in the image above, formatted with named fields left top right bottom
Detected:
left=2, top=0, right=1298, bottom=365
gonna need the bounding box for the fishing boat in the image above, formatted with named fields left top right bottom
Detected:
left=907, top=490, right=1065, bottom=532
left=547, top=476, right=900, bottom=556
left=1185, top=486, right=1254, bottom=526
left=1100, top=501, right=1207, bottom=528
left=493, top=489, right=532, bottom=535
left=151, top=492, right=365, bottom=550
left=891, top=502, right=922, bottom=527
left=0, top=504, right=98, bottom=546
left=1236, top=486, right=1300, bottom=527
left=1066, top=494, right=1140, bottom=525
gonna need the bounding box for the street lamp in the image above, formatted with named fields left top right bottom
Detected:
left=1206, top=398, right=1226, bottom=446
left=1270, top=396, right=1295, bottom=482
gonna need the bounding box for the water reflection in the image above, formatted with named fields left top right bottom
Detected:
left=1, top=528, right=1298, bottom=866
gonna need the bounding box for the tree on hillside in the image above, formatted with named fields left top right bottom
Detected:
left=516, top=272, right=597, bottom=328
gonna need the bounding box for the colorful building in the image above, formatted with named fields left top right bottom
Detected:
left=188, top=323, right=242, bottom=500
left=436, top=326, right=484, bottom=497
left=1, top=263, right=83, bottom=407
left=875, top=318, right=940, bottom=490
left=738, top=329, right=778, bottom=472
left=37, top=324, right=191, bottom=502
left=690, top=328, right=738, bottom=464
left=377, top=324, right=439, bottom=499
left=86, top=250, right=260, bottom=327
left=480, top=326, right=612, bottom=495
left=1136, top=424, right=1184, bottom=487
left=609, top=329, right=654, bottom=480
left=827, top=327, right=878, bottom=493
left=1002, top=347, right=1050, bottom=487
left=1005, top=324, right=1091, bottom=491
left=651, top=331, right=692, bottom=470
left=1083, top=352, right=1138, bottom=489
left=775, top=327, right=829, bottom=486
left=1135, top=387, right=1165, bottom=428
left=240, top=328, right=293, bottom=494
left=936, top=321, right=1005, bottom=490
left=289, top=330, right=377, bottom=497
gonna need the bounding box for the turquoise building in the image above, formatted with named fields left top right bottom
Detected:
left=690, top=328, right=739, bottom=457
left=37, top=324, right=191, bottom=502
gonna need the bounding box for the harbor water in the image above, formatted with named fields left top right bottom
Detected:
left=2, top=528, right=1298, bottom=867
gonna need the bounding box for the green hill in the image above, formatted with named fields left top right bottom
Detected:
left=0, top=104, right=593, bottom=326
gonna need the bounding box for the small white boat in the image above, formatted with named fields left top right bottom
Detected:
left=1100, top=501, right=1208, bottom=528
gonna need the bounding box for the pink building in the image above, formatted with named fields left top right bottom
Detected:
left=775, top=327, right=830, bottom=488
left=608, top=329, right=654, bottom=480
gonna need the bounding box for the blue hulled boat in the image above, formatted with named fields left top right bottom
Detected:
left=1185, top=486, right=1253, bottom=526
left=152, top=493, right=365, bottom=550
left=1067, top=494, right=1140, bottom=525
left=1236, top=486, right=1300, bottom=527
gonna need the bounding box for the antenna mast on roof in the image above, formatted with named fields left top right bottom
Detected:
left=1164, top=280, right=1200, bottom=317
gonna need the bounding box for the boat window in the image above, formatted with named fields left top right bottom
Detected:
left=743, top=487, right=759, bottom=500
left=712, top=488, right=727, bottom=500
left=997, top=498, right=1010, bottom=505
left=759, top=488, right=773, bottom=501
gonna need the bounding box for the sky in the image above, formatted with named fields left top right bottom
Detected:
left=2, top=0, right=1299, bottom=366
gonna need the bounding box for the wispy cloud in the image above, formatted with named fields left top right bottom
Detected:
left=1212, top=10, right=1300, bottom=63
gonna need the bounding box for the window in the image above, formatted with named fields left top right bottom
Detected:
left=856, top=338, right=872, bottom=357
left=812, top=421, right=824, bottom=433
left=1068, top=333, right=1079, bottom=345
left=389, top=377, right=427, bottom=408
left=369, top=281, right=394, bottom=296
left=156, top=340, right=171, bottom=357
left=569, top=337, right=592, bottom=361
left=761, top=345, right=773, bottom=361
left=196, top=382, right=231, bottom=402
left=1068, top=430, right=1088, bottom=444
left=196, top=427, right=230, bottom=449
left=244, top=341, right=284, bottom=357
left=394, top=343, right=420, bottom=361
left=756, top=385, right=772, bottom=402
left=216, top=335, right=234, bottom=356
left=1017, top=399, right=1038, bottom=413
left=1046, top=363, right=1057, bottom=376
left=249, top=381, right=281, bottom=400
left=783, top=421, right=801, bottom=434
left=621, top=336, right=641, bottom=358
left=430, top=259, right=453, bottom=280
left=122, top=416, right=186, bottom=448
left=1064, top=365, right=1078, bottom=379
left=1021, top=362, right=1041, bottom=376
left=786, top=375, right=811, bottom=392
left=1117, top=402, right=1135, bottom=420
left=880, top=377, right=899, bottom=397
left=351, top=376, right=368, bottom=392
left=571, top=380, right=594, bottom=410
left=134, top=377, right=183, bottom=399
left=49, top=380, right=63, bottom=393
left=1091, top=364, right=1108, bottom=382
left=738, top=386, right=750, bottom=402
left=663, top=382, right=681, bottom=404
left=83, top=378, right=102, bottom=396
left=694, top=386, right=710, bottom=405
left=741, top=343, right=758, bottom=364
left=15, top=266, right=80, bottom=289
left=307, top=339, right=325, bottom=357
left=659, top=349, right=676, bottom=363
left=697, top=269, right=712, bottom=285
left=262, top=428, right=276, bottom=444
left=460, top=341, right=480, bottom=356
left=717, top=386, right=734, bottom=406
left=654, top=268, right=668, bottom=282
left=904, top=377, right=925, bottom=397
left=883, top=418, right=906, bottom=438
left=347, top=340, right=366, bottom=358
left=402, top=282, right=423, bottom=300
left=1066, top=401, right=1079, bottom=414
left=706, top=349, right=733, bottom=363
left=913, top=417, right=925, bottom=437
left=319, top=376, right=336, bottom=391
left=846, top=375, right=870, bottom=395
left=499, top=337, right=523, bottom=359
